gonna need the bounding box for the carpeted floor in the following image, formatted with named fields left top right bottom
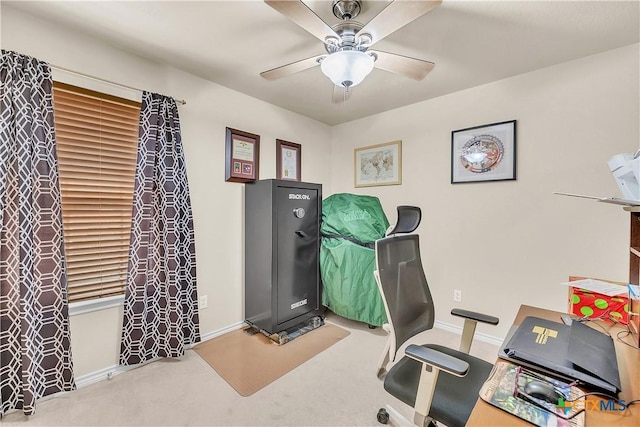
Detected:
left=1, top=313, right=499, bottom=426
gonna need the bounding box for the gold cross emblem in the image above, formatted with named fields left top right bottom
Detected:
left=532, top=326, right=558, bottom=344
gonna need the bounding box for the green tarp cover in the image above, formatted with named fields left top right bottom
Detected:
left=320, top=193, right=389, bottom=326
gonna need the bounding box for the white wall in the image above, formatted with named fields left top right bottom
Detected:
left=1, top=6, right=333, bottom=377
left=331, top=44, right=640, bottom=338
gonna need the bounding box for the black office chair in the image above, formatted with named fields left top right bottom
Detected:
left=374, top=206, right=499, bottom=427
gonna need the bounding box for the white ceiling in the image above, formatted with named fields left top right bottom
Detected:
left=5, top=0, right=640, bottom=125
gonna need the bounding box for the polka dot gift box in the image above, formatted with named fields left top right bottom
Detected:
left=568, top=276, right=629, bottom=324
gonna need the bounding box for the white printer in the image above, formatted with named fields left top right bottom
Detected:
left=608, top=153, right=640, bottom=202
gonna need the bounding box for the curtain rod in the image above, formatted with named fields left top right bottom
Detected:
left=51, top=64, right=187, bottom=106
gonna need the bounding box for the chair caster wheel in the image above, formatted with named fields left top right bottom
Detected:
left=377, top=408, right=389, bottom=424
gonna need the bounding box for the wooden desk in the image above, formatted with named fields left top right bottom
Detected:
left=467, top=304, right=640, bottom=426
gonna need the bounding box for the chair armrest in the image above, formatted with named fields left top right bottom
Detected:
left=404, top=344, right=470, bottom=426
left=405, top=344, right=469, bottom=377
left=451, top=308, right=499, bottom=354
left=451, top=308, right=499, bottom=325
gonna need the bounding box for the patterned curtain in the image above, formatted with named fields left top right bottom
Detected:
left=120, top=92, right=200, bottom=365
left=0, top=50, right=75, bottom=417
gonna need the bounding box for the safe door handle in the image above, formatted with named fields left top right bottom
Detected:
left=295, top=230, right=309, bottom=238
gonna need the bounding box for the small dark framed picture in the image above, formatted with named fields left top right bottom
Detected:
left=451, top=120, right=516, bottom=184
left=276, top=139, right=301, bottom=181
left=225, top=127, right=260, bottom=183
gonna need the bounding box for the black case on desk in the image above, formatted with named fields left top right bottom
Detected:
left=244, top=179, right=322, bottom=335
left=501, top=316, right=621, bottom=394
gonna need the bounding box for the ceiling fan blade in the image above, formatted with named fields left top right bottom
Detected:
left=358, top=0, right=442, bottom=47
left=260, top=54, right=325, bottom=80
left=369, top=50, right=435, bottom=80
left=265, top=0, right=339, bottom=43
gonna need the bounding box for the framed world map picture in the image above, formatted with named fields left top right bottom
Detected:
left=354, top=140, right=402, bottom=188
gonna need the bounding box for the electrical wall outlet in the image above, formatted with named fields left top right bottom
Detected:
left=199, top=295, right=208, bottom=309
left=453, top=289, right=462, bottom=303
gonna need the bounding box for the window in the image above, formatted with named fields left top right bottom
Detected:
left=53, top=82, right=140, bottom=302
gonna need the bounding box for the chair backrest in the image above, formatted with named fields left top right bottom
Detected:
left=375, top=233, right=435, bottom=359
left=386, top=205, right=422, bottom=235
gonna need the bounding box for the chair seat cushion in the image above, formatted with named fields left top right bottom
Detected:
left=383, top=344, right=493, bottom=427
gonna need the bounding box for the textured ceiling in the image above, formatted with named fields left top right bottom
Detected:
left=4, top=0, right=640, bottom=125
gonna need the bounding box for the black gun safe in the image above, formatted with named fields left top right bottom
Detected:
left=244, top=179, right=322, bottom=339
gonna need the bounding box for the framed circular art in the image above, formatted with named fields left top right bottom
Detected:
left=451, top=120, right=516, bottom=184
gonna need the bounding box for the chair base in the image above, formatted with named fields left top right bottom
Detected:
left=377, top=405, right=437, bottom=427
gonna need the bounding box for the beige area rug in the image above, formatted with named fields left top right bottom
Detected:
left=193, top=323, right=350, bottom=397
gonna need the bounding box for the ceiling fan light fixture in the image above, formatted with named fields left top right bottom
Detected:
left=320, top=50, right=374, bottom=88
left=356, top=33, right=372, bottom=47
left=325, top=36, right=340, bottom=46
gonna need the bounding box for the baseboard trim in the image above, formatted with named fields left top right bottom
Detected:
left=434, top=320, right=503, bottom=347
left=74, top=358, right=160, bottom=389
left=74, top=321, right=245, bottom=389
left=199, top=321, right=245, bottom=342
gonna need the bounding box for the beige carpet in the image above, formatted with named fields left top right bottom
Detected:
left=1, top=314, right=500, bottom=426
left=194, top=323, right=350, bottom=396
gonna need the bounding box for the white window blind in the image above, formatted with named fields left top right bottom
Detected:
left=53, top=81, right=141, bottom=302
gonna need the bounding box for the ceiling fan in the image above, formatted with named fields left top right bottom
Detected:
left=261, top=0, right=441, bottom=95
